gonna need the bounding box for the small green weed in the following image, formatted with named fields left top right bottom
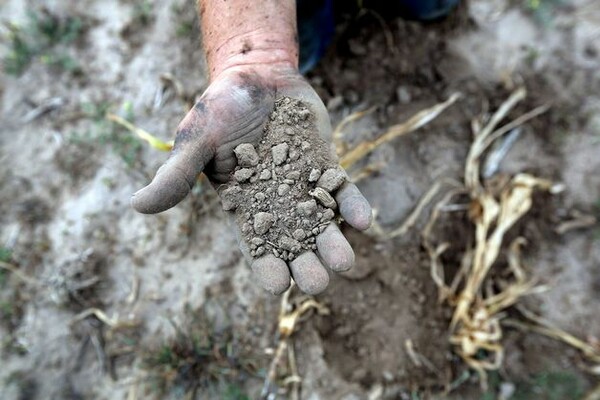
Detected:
left=143, top=304, right=256, bottom=398
left=522, top=0, right=565, bottom=25
left=3, top=9, right=85, bottom=76
left=482, top=371, right=586, bottom=400
left=0, top=247, right=12, bottom=287
left=513, top=371, right=586, bottom=400
left=3, top=371, right=37, bottom=399
left=175, top=19, right=195, bottom=37
left=0, top=300, right=14, bottom=321
left=133, top=0, right=154, bottom=26
left=71, top=101, right=143, bottom=168
left=171, top=1, right=198, bottom=39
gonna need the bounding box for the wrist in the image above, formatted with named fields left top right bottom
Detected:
left=206, top=30, right=299, bottom=82
left=199, top=0, right=299, bottom=82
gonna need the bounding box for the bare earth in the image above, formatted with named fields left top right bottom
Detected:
left=1, top=0, right=599, bottom=399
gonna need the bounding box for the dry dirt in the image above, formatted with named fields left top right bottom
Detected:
left=222, top=97, right=342, bottom=262
left=1, top=0, right=599, bottom=399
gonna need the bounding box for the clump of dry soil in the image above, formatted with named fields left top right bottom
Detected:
left=219, top=97, right=347, bottom=262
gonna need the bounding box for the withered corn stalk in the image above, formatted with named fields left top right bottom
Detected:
left=417, top=88, right=599, bottom=387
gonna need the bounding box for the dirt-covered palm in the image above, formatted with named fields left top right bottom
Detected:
left=132, top=66, right=372, bottom=295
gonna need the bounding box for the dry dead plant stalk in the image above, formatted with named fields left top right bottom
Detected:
left=384, top=87, right=600, bottom=388
left=106, top=113, right=174, bottom=152
left=338, top=93, right=462, bottom=170
left=0, top=260, right=40, bottom=286
left=261, top=282, right=329, bottom=400
left=412, top=88, right=583, bottom=388
left=71, top=307, right=141, bottom=329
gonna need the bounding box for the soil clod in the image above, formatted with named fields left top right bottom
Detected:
left=233, top=143, right=259, bottom=167
left=316, top=167, right=347, bottom=192
left=234, top=168, right=254, bottom=182
left=253, top=212, right=275, bottom=235
left=308, top=168, right=321, bottom=182
left=271, top=143, right=289, bottom=165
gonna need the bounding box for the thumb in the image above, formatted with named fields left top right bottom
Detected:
left=131, top=121, right=215, bottom=214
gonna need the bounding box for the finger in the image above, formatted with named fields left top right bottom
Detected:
left=316, top=224, right=355, bottom=272
left=132, top=127, right=214, bottom=214
left=229, top=212, right=290, bottom=294
left=335, top=182, right=373, bottom=231
left=289, top=251, right=329, bottom=295
left=251, top=255, right=291, bottom=295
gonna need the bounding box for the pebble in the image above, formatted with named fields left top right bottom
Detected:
left=396, top=86, right=412, bottom=104
left=234, top=168, right=254, bottom=182
left=301, top=141, right=311, bottom=151
left=284, top=127, right=294, bottom=135
left=255, top=246, right=265, bottom=257
left=308, top=168, right=321, bottom=182
left=283, top=179, right=294, bottom=185
left=298, top=108, right=310, bottom=120
left=220, top=186, right=241, bottom=211
left=251, top=237, right=265, bottom=246
left=286, top=171, right=300, bottom=181
left=312, top=227, right=320, bottom=236
left=288, top=149, right=300, bottom=161
left=279, top=236, right=302, bottom=253
left=292, top=228, right=306, bottom=241
left=271, top=143, right=289, bottom=165
left=296, top=199, right=317, bottom=217
left=283, top=164, right=291, bottom=172
left=277, top=184, right=291, bottom=196
left=327, top=96, right=343, bottom=111
left=253, top=212, right=275, bottom=235
left=259, top=169, right=271, bottom=180
left=317, top=168, right=346, bottom=192
left=255, top=192, right=266, bottom=201
left=322, top=208, right=335, bottom=221
left=309, top=187, right=337, bottom=209
left=233, top=143, right=259, bottom=167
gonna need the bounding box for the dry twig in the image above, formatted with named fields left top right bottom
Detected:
left=339, top=93, right=462, bottom=170
left=71, top=308, right=140, bottom=329
left=261, top=282, right=329, bottom=399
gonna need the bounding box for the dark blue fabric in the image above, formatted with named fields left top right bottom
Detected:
left=297, top=0, right=334, bottom=74
left=397, top=0, right=460, bottom=20
left=297, top=0, right=460, bottom=73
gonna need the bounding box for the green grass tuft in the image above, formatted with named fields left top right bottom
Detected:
left=142, top=304, right=256, bottom=398
left=3, top=10, right=85, bottom=76
left=71, top=101, right=143, bottom=168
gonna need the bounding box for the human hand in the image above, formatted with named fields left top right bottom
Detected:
left=131, top=65, right=372, bottom=295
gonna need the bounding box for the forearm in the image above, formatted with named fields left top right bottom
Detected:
left=198, top=0, right=299, bottom=81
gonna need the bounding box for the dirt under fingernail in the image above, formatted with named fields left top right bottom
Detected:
left=219, top=97, right=347, bottom=262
